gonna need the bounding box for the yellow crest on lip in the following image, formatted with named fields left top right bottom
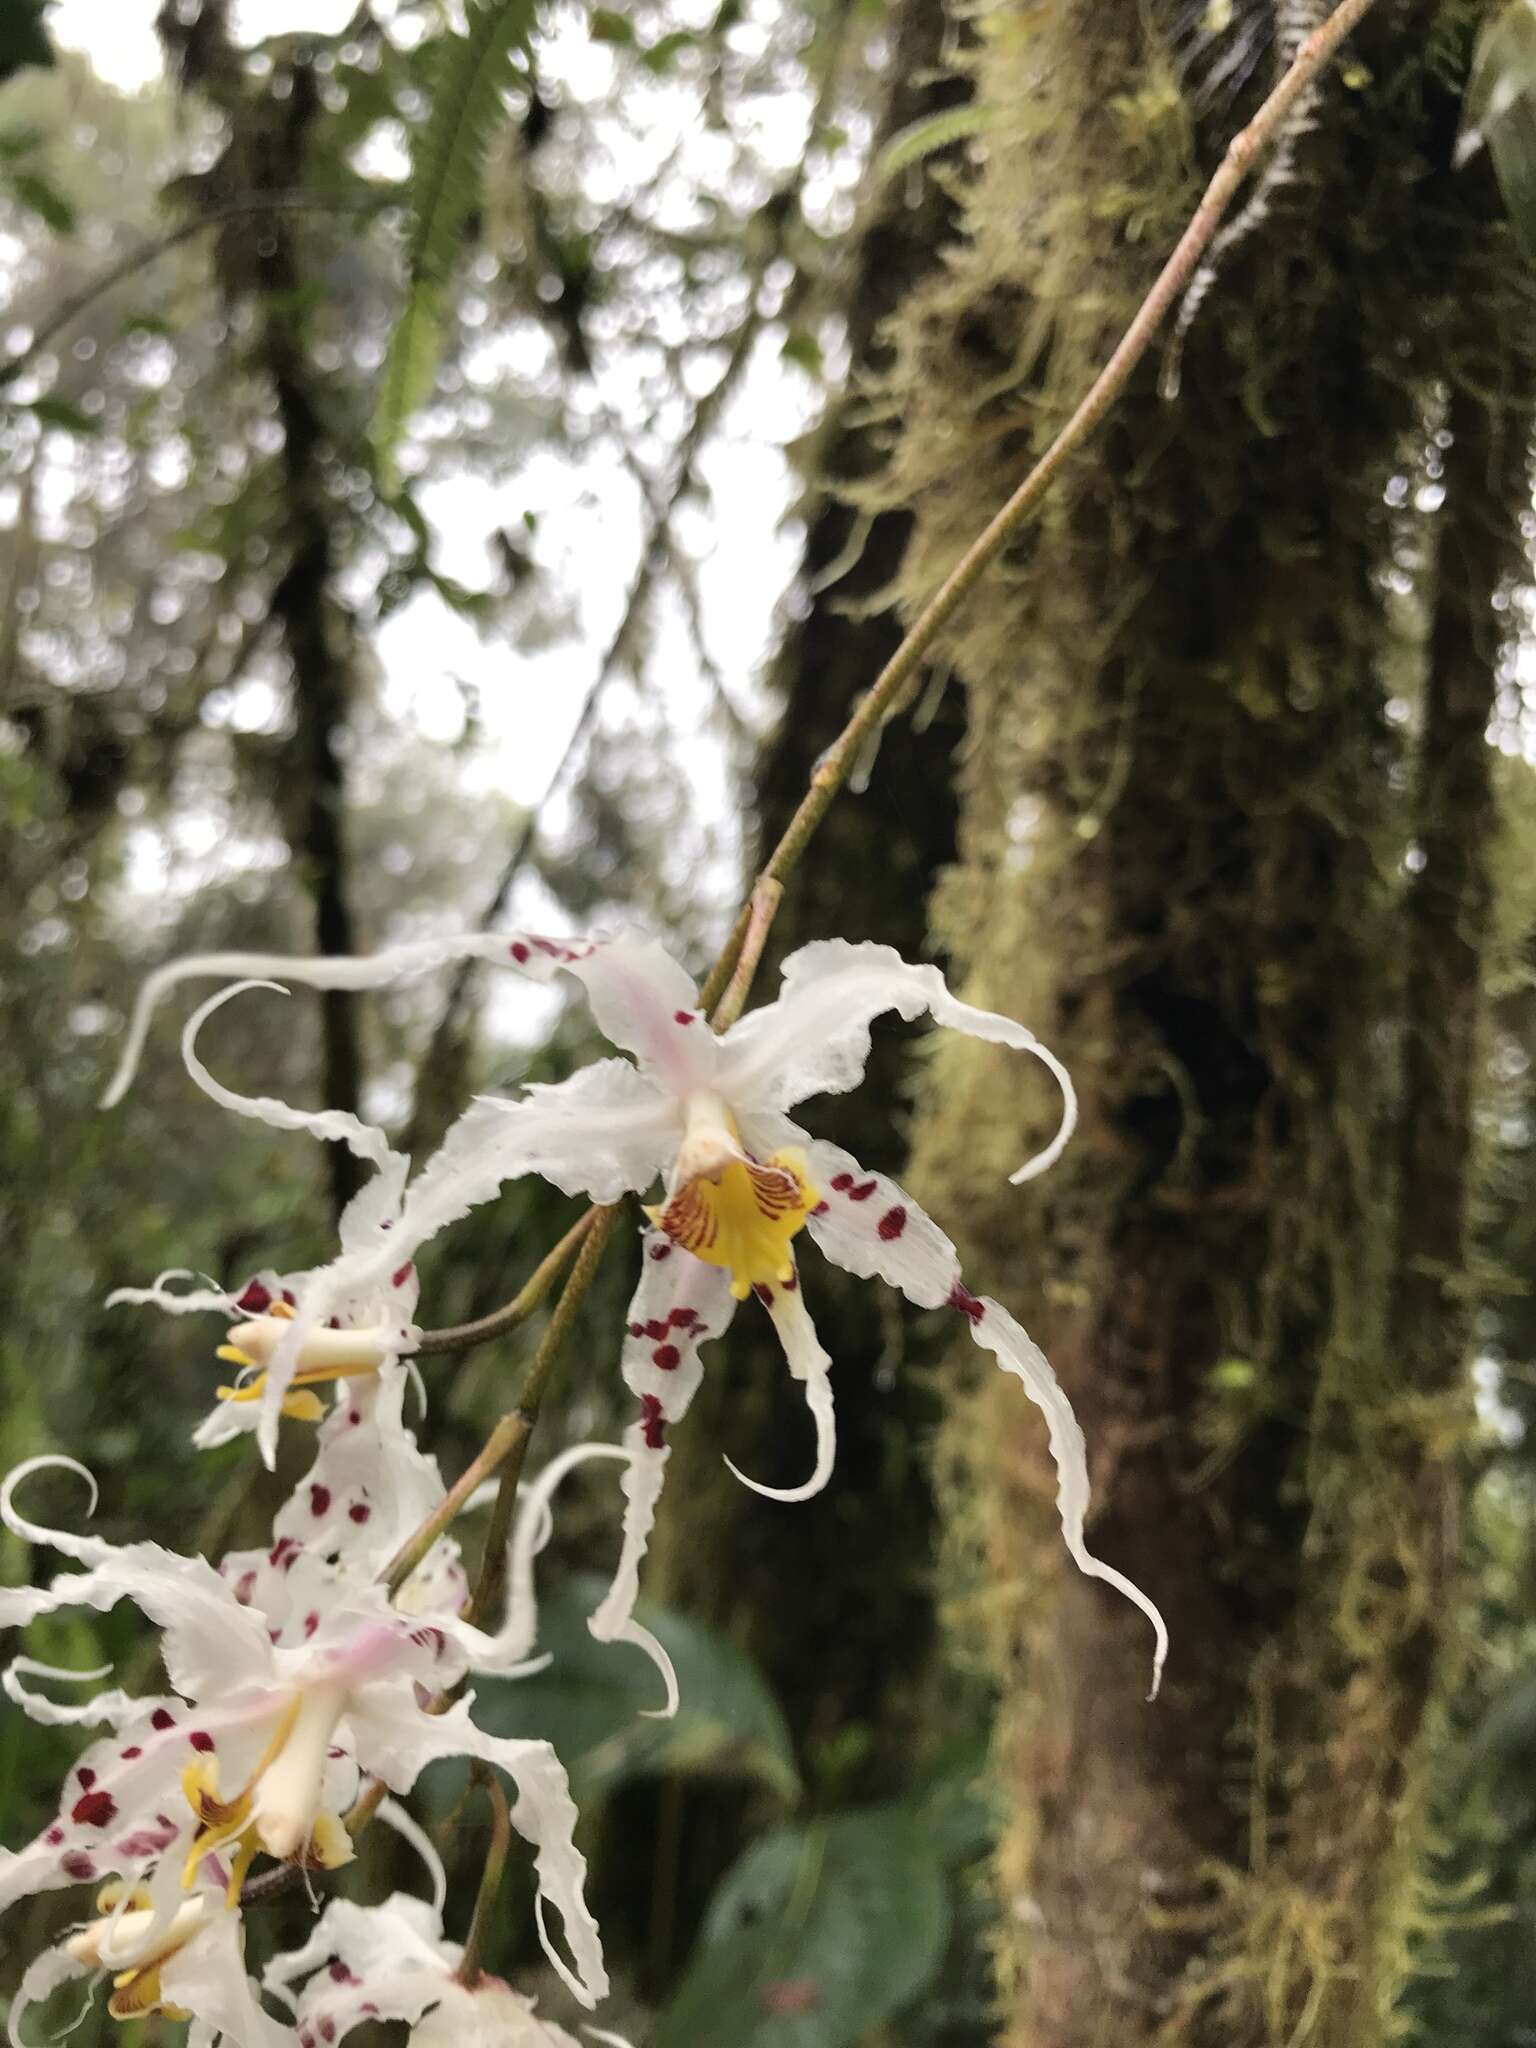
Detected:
left=648, top=1148, right=818, bottom=1300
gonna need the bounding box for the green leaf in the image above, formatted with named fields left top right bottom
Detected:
left=875, top=101, right=999, bottom=183
left=0, top=1, right=53, bottom=84
left=0, top=125, right=44, bottom=163
left=589, top=9, right=635, bottom=43
left=8, top=168, right=75, bottom=235
left=472, top=1573, right=800, bottom=1806
left=641, top=29, right=696, bottom=73
left=25, top=395, right=99, bottom=436
left=780, top=328, right=823, bottom=377
left=371, top=0, right=538, bottom=490
left=655, top=1808, right=951, bottom=2048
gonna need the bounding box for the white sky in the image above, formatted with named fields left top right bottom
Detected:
left=44, top=0, right=809, bottom=960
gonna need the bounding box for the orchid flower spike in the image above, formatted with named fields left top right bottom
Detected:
left=103, top=927, right=1163, bottom=1696
left=264, top=1893, right=606, bottom=2048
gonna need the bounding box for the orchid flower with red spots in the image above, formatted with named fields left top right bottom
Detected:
left=0, top=1430, right=612, bottom=2011
left=108, top=978, right=423, bottom=1453
left=11, top=1881, right=293, bottom=2048
left=263, top=1892, right=610, bottom=2048
left=103, top=928, right=1165, bottom=1695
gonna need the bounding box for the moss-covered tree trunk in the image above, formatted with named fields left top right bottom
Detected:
left=649, top=0, right=971, bottom=1782
left=862, top=3, right=1536, bottom=2040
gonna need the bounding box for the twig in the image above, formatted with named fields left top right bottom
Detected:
left=384, top=1207, right=620, bottom=1599
left=460, top=1208, right=621, bottom=1629
left=709, top=878, right=783, bottom=1030
left=455, top=1769, right=513, bottom=1986
left=414, top=1207, right=597, bottom=1355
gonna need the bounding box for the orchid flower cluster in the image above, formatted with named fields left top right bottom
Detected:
left=0, top=925, right=1166, bottom=2048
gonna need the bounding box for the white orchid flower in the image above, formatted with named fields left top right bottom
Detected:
left=11, top=1881, right=292, bottom=2048
left=0, top=1454, right=610, bottom=2008
left=101, top=927, right=1164, bottom=1695
left=108, top=978, right=423, bottom=1450
left=264, top=1892, right=596, bottom=2048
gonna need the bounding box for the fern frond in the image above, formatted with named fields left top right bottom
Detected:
left=372, top=0, right=537, bottom=491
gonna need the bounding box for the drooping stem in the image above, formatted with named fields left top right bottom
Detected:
left=461, top=1207, right=622, bottom=1629
left=709, top=878, right=783, bottom=1031
left=383, top=1207, right=620, bottom=1600
left=415, top=1207, right=598, bottom=1355
left=455, top=1768, right=514, bottom=1986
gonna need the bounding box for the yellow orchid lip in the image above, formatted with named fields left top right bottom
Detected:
left=648, top=1146, right=818, bottom=1301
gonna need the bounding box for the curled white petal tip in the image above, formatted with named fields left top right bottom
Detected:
left=721, top=1355, right=836, bottom=1505
left=1008, top=1039, right=1079, bottom=1184
left=2, top=1455, right=100, bottom=1546
left=376, top=1797, right=449, bottom=1918
left=617, top=1622, right=678, bottom=1721
left=721, top=1450, right=832, bottom=1505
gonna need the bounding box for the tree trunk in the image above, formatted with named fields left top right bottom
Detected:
left=862, top=2, right=1536, bottom=2040
left=649, top=0, right=972, bottom=1785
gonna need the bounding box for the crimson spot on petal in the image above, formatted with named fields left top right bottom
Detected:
left=649, top=1241, right=672, bottom=1261
left=76, top=1768, right=95, bottom=1790
left=948, top=1283, right=985, bottom=1325
left=652, top=1344, right=680, bottom=1371
left=120, top=1747, right=142, bottom=1761
left=43, top=1826, right=63, bottom=1847
left=848, top=1179, right=877, bottom=1202
left=234, top=1279, right=272, bottom=1314
left=310, top=1485, right=332, bottom=1517
left=71, top=1791, right=116, bottom=1829
left=510, top=942, right=530, bottom=963
left=348, top=1503, right=371, bottom=1524
left=60, top=1852, right=95, bottom=1882
left=392, top=1262, right=414, bottom=1289
left=877, top=1205, right=908, bottom=1241
left=639, top=1393, right=666, bottom=1449
left=151, top=1708, right=176, bottom=1731
left=189, top=1730, right=215, bottom=1754
left=830, top=1173, right=853, bottom=1192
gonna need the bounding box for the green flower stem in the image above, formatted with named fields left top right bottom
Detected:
left=415, top=1207, right=598, bottom=1355
left=462, top=1206, right=622, bottom=1630
left=382, top=1207, right=620, bottom=1602
left=708, top=878, right=783, bottom=1031
left=455, top=1767, right=514, bottom=1987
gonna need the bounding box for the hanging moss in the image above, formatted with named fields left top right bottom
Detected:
left=852, top=0, right=1536, bottom=2040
